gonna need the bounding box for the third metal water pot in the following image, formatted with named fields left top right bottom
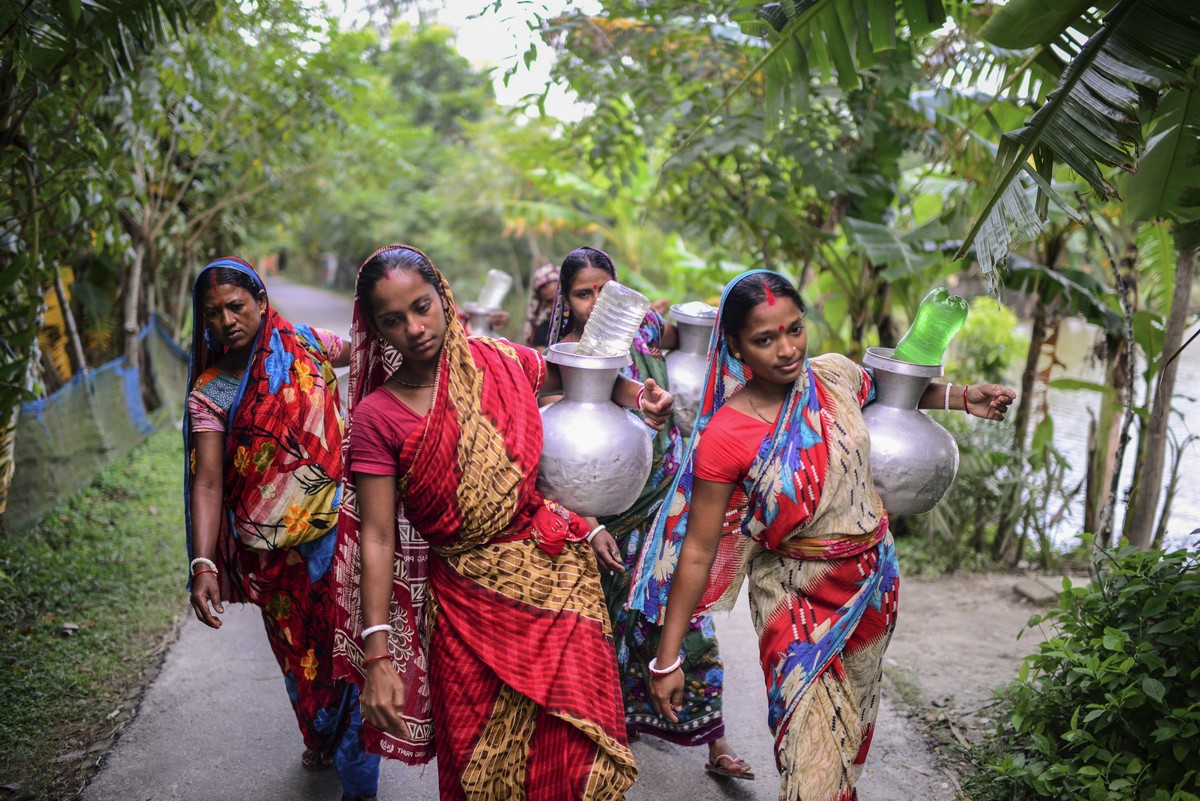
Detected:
left=861, top=347, right=959, bottom=516
left=538, top=342, right=654, bottom=517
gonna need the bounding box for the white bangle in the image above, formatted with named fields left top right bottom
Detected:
left=586, top=524, right=606, bottom=543
left=361, top=623, right=393, bottom=638
left=648, top=655, right=682, bottom=677
left=944, top=382, right=952, bottom=412
left=190, top=557, right=218, bottom=575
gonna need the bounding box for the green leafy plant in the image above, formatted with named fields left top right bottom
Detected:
left=969, top=544, right=1200, bottom=801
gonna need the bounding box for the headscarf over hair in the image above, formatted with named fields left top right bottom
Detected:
left=627, top=270, right=879, bottom=623
left=183, top=257, right=343, bottom=600
left=523, top=263, right=559, bottom=346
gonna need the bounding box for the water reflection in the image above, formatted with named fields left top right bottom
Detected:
left=1029, top=318, right=1199, bottom=550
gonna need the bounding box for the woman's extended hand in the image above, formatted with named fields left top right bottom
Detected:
left=590, top=528, right=625, bottom=573
left=639, top=378, right=675, bottom=431
left=189, top=572, right=224, bottom=629
left=361, top=661, right=409, bottom=738
left=648, top=669, right=684, bottom=722
left=485, top=309, right=510, bottom=331
left=965, top=384, right=1017, bottom=421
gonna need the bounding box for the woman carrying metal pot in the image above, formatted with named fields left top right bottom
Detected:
left=630, top=270, right=1015, bottom=800
left=548, top=246, right=754, bottom=780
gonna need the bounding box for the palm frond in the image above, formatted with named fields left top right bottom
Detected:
left=956, top=0, right=1200, bottom=274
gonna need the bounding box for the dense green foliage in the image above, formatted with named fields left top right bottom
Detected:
left=0, top=430, right=186, bottom=800
left=969, top=545, right=1200, bottom=801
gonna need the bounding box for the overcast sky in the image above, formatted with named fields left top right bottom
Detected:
left=336, top=0, right=598, bottom=121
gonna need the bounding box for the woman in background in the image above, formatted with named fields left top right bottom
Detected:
left=548, top=246, right=752, bottom=780
left=524, top=262, right=559, bottom=349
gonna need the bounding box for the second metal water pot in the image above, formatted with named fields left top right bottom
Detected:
left=665, top=303, right=716, bottom=435
left=861, top=347, right=959, bottom=516
left=538, top=342, right=654, bottom=517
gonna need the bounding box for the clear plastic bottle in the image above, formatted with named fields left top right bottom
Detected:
left=576, top=281, right=651, bottom=358
left=891, top=287, right=970, bottom=366
left=476, top=269, right=513, bottom=310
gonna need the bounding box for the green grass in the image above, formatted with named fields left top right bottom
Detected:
left=0, top=428, right=187, bottom=800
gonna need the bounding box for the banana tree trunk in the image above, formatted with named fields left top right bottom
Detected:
left=1125, top=245, right=1197, bottom=548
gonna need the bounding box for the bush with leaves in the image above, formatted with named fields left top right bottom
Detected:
left=969, top=544, right=1200, bottom=801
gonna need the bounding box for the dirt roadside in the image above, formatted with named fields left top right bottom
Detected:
left=879, top=570, right=1074, bottom=792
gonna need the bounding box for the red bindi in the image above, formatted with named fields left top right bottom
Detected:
left=778, top=325, right=785, bottom=331
left=592, top=284, right=598, bottom=291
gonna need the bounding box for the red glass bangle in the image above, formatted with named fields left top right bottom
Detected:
left=192, top=568, right=218, bottom=579
left=362, top=653, right=394, bottom=669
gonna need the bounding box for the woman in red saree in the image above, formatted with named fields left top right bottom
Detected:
left=331, top=245, right=672, bottom=800
left=631, top=271, right=1015, bottom=800
left=184, top=257, right=379, bottom=801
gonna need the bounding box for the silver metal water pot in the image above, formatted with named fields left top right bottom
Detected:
left=665, top=303, right=716, bottom=435
left=461, top=302, right=493, bottom=337
left=861, top=347, right=959, bottom=515
left=538, top=342, right=654, bottom=517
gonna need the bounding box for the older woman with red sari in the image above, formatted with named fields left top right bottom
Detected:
left=184, top=257, right=379, bottom=801
left=630, top=270, right=1015, bottom=800
left=330, top=245, right=671, bottom=800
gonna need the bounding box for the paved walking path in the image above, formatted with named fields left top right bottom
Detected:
left=80, top=277, right=981, bottom=801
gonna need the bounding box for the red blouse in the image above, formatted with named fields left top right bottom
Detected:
left=347, top=388, right=423, bottom=477
left=694, top=404, right=771, bottom=484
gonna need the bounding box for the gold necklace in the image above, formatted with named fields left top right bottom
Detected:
left=390, top=374, right=435, bottom=388
left=746, top=391, right=776, bottom=424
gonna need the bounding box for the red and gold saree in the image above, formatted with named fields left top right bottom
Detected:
left=332, top=247, right=636, bottom=800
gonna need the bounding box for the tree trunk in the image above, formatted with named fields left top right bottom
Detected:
left=122, top=243, right=146, bottom=372
left=52, top=264, right=88, bottom=379
left=1125, top=245, right=1197, bottom=548
left=1084, top=335, right=1128, bottom=542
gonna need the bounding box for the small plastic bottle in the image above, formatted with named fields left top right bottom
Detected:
left=576, top=281, right=651, bottom=358
left=891, top=288, right=969, bottom=366
left=476, top=269, right=513, bottom=310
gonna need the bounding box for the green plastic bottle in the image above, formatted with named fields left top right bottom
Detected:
left=891, top=288, right=969, bottom=366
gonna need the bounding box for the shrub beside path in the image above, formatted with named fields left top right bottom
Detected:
left=80, top=278, right=1049, bottom=801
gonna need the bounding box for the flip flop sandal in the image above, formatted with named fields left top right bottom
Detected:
left=301, top=748, right=334, bottom=771
left=705, top=753, right=755, bottom=780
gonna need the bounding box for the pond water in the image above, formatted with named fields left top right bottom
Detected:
left=1028, top=318, right=1199, bottom=551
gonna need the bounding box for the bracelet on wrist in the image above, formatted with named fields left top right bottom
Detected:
left=361, top=623, right=393, bottom=639
left=943, top=382, right=952, bottom=413
left=963, top=385, right=972, bottom=416
left=362, top=653, right=394, bottom=669
left=192, top=568, right=218, bottom=580
left=635, top=385, right=646, bottom=411
left=648, top=655, right=682, bottom=677
left=586, top=524, right=607, bottom=543
left=190, top=557, right=218, bottom=575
